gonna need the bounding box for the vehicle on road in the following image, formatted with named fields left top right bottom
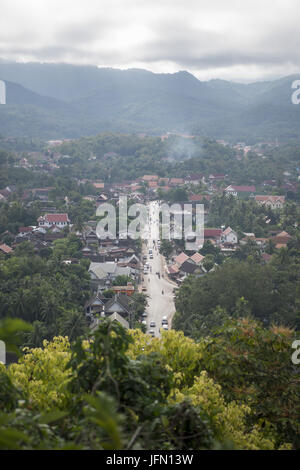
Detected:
left=149, top=330, right=155, bottom=337
left=150, top=321, right=156, bottom=328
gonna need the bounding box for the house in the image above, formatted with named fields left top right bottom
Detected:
left=89, top=262, right=133, bottom=288
left=141, top=175, right=159, bottom=182
left=0, top=243, right=13, bottom=255
left=174, top=252, right=190, bottom=268
left=112, top=283, right=135, bottom=297
left=104, top=294, right=132, bottom=318
left=93, top=181, right=105, bottom=191
left=189, top=194, right=211, bottom=203
left=271, top=231, right=292, bottom=248
left=0, top=186, right=15, bottom=202
left=85, top=292, right=107, bottom=317
left=31, top=188, right=53, bottom=201
left=184, top=174, right=205, bottom=185
left=38, top=213, right=70, bottom=228
left=179, top=261, right=205, bottom=276
left=209, top=174, right=227, bottom=182
left=169, top=178, right=184, bottom=187
left=225, top=185, right=256, bottom=197
left=190, top=252, right=204, bottom=265
left=221, top=227, right=238, bottom=244
left=84, top=229, right=99, bottom=246
left=96, top=193, right=109, bottom=202
left=168, top=264, right=180, bottom=278
left=255, top=196, right=285, bottom=210
left=108, top=312, right=129, bottom=329
left=90, top=312, right=129, bottom=331
left=0, top=191, right=8, bottom=202
left=169, top=251, right=204, bottom=280
left=18, top=226, right=34, bottom=236
left=44, top=225, right=65, bottom=241
left=204, top=229, right=223, bottom=244
left=149, top=181, right=158, bottom=189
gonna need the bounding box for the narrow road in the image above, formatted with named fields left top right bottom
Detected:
left=142, top=201, right=176, bottom=337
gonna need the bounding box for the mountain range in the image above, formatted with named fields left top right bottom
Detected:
left=0, top=62, right=299, bottom=142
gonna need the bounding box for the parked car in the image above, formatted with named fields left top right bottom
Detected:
left=142, top=312, right=148, bottom=318
left=150, top=321, right=156, bottom=328
left=149, top=330, right=155, bottom=337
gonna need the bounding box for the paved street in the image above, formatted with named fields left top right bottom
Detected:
left=141, top=201, right=176, bottom=337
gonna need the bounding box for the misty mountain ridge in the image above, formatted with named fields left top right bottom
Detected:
left=0, top=63, right=299, bottom=142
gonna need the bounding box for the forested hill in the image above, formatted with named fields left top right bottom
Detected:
left=0, top=63, right=300, bottom=141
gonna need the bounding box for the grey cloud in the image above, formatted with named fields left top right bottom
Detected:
left=0, top=0, right=299, bottom=81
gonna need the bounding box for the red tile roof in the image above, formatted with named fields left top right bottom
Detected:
left=41, top=214, right=69, bottom=223
left=168, top=264, right=180, bottom=274
left=142, top=175, right=158, bottom=181
left=255, top=196, right=285, bottom=203
left=204, top=229, right=222, bottom=238
left=190, top=252, right=204, bottom=264
left=189, top=194, right=211, bottom=202
left=174, top=252, right=189, bottom=267
left=0, top=243, right=13, bottom=254
left=19, top=226, right=34, bottom=233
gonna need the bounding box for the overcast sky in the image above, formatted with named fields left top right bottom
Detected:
left=0, top=0, right=299, bottom=82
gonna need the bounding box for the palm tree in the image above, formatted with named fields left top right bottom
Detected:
left=59, top=310, right=88, bottom=341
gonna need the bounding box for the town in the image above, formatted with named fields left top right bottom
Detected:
left=0, top=133, right=298, bottom=342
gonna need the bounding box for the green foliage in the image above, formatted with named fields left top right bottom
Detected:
left=200, top=318, right=300, bottom=448
left=173, top=259, right=300, bottom=337
left=112, top=275, right=131, bottom=286
left=0, top=251, right=91, bottom=346
left=0, top=319, right=296, bottom=449
left=159, top=240, right=173, bottom=259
